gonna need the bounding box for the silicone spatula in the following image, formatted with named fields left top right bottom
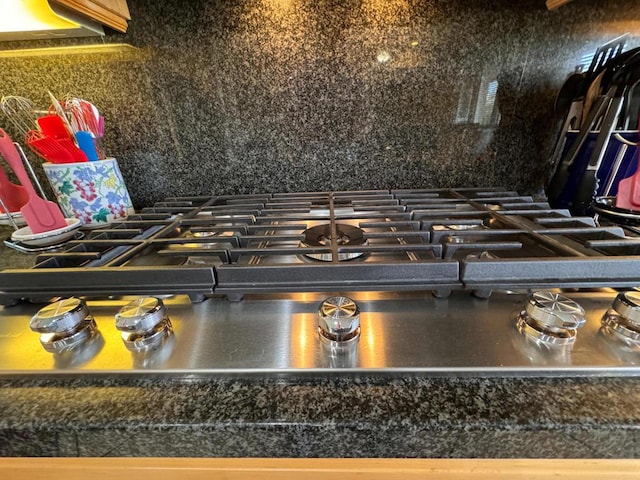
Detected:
left=75, top=131, right=99, bottom=161
left=0, top=162, right=29, bottom=213
left=0, top=128, right=67, bottom=233
left=616, top=112, right=640, bottom=211
left=27, top=132, right=76, bottom=164
left=37, top=115, right=72, bottom=140
left=616, top=149, right=640, bottom=211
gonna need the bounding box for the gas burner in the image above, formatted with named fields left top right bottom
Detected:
left=602, top=292, right=640, bottom=345
left=300, top=223, right=368, bottom=262
left=29, top=297, right=99, bottom=354
left=516, top=291, right=586, bottom=346
left=317, top=296, right=361, bottom=344
left=115, top=297, right=173, bottom=351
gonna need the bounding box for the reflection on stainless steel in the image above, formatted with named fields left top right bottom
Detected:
left=131, top=330, right=176, bottom=369
left=0, top=291, right=634, bottom=376
left=320, top=341, right=359, bottom=369
left=53, top=331, right=104, bottom=369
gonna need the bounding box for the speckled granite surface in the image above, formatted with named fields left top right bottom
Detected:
left=0, top=376, right=638, bottom=458
left=0, top=0, right=639, bottom=207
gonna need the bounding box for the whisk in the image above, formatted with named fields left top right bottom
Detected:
left=60, top=93, right=104, bottom=159
left=60, top=94, right=100, bottom=135
left=0, top=96, right=39, bottom=137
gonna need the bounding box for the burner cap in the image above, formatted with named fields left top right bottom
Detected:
left=300, top=223, right=367, bottom=262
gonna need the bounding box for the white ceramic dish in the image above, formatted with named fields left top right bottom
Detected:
left=11, top=218, right=82, bottom=246
left=0, top=211, right=26, bottom=227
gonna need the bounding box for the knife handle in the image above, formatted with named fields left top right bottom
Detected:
left=547, top=96, right=609, bottom=204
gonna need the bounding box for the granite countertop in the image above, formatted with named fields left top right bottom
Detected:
left=0, top=227, right=38, bottom=271
left=1, top=227, right=639, bottom=458
left=0, top=376, right=638, bottom=458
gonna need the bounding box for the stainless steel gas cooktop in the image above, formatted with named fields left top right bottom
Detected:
left=1, top=188, right=640, bottom=377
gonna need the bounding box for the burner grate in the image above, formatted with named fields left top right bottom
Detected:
left=2, top=188, right=640, bottom=301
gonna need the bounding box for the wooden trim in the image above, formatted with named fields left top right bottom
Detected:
left=92, top=0, right=130, bottom=20
left=52, top=0, right=129, bottom=32
left=546, top=0, right=574, bottom=10
left=1, top=458, right=640, bottom=480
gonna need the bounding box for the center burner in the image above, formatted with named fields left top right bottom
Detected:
left=300, top=223, right=368, bottom=262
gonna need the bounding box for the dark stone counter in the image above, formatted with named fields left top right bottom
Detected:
left=0, top=376, right=638, bottom=458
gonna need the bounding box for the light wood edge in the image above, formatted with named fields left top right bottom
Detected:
left=92, top=0, right=130, bottom=20
left=1, top=458, right=640, bottom=480
left=52, top=0, right=129, bottom=32
left=546, top=0, right=574, bottom=10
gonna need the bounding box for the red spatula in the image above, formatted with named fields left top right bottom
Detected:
left=0, top=162, right=29, bottom=213
left=0, top=128, right=68, bottom=233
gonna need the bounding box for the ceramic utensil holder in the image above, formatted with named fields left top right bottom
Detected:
left=43, top=158, right=134, bottom=228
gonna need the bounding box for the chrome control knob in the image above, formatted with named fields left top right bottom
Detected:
left=525, top=291, right=586, bottom=330
left=601, top=291, right=640, bottom=344
left=611, top=292, right=640, bottom=327
left=115, top=297, right=167, bottom=333
left=30, top=297, right=89, bottom=334
left=318, top=296, right=360, bottom=344
left=115, top=297, right=172, bottom=351
left=517, top=291, right=586, bottom=346
left=30, top=298, right=97, bottom=354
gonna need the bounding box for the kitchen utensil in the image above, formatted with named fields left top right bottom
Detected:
left=0, top=161, right=29, bottom=212
left=26, top=130, right=76, bottom=164
left=0, top=95, right=38, bottom=137
left=554, top=35, right=628, bottom=116
left=57, top=137, right=89, bottom=162
left=97, top=115, right=104, bottom=138
left=0, top=128, right=68, bottom=234
left=37, top=115, right=72, bottom=140
left=75, top=131, right=99, bottom=161
left=616, top=136, right=640, bottom=211
left=47, top=90, right=75, bottom=137
left=571, top=60, right=640, bottom=213
left=61, top=95, right=105, bottom=159
left=547, top=90, right=612, bottom=204
left=570, top=88, right=625, bottom=214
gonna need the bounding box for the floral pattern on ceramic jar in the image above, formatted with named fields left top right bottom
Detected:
left=43, top=158, right=134, bottom=228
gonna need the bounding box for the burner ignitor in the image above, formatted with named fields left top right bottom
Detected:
left=115, top=297, right=173, bottom=351
left=516, top=291, right=586, bottom=346
left=29, top=297, right=98, bottom=354
left=317, top=296, right=361, bottom=344
left=602, top=292, right=640, bottom=345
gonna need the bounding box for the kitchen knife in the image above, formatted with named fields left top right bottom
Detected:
left=571, top=91, right=624, bottom=214
left=547, top=90, right=612, bottom=205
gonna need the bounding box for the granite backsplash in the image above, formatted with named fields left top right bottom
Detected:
left=0, top=0, right=639, bottom=207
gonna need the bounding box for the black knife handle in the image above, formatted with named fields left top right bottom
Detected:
left=547, top=95, right=610, bottom=205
